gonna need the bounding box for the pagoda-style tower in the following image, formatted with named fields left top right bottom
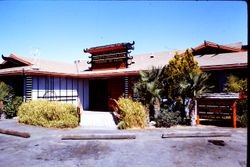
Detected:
left=84, top=41, right=134, bottom=70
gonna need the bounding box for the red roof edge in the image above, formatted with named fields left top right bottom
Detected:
left=192, top=40, right=242, bottom=53
left=201, top=63, right=247, bottom=71
left=2, top=54, right=33, bottom=66
left=84, top=41, right=135, bottom=54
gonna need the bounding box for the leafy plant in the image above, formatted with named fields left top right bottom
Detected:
left=238, top=108, right=247, bottom=127
left=18, top=100, right=79, bottom=128
left=133, top=66, right=163, bottom=121
left=224, top=75, right=247, bottom=127
left=224, top=75, right=247, bottom=93
left=178, top=72, right=212, bottom=99
left=0, top=81, right=12, bottom=101
left=0, top=81, right=22, bottom=119
left=4, top=96, right=23, bottom=118
left=117, top=97, right=148, bottom=129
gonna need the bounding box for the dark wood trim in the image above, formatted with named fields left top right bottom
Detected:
left=71, top=78, right=74, bottom=104
left=66, top=77, right=68, bottom=102
left=37, top=76, right=39, bottom=99
left=59, top=77, right=61, bottom=98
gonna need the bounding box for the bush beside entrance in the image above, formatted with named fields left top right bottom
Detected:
left=17, top=100, right=79, bottom=128
left=117, top=97, right=148, bottom=129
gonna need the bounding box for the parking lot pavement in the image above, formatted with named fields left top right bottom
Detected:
left=0, top=119, right=247, bottom=167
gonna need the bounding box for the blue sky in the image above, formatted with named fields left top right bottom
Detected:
left=0, top=1, right=247, bottom=62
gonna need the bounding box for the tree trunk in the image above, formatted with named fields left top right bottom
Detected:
left=154, top=99, right=161, bottom=119
left=149, top=104, right=155, bottom=121
left=181, top=96, right=186, bottom=123
left=190, top=99, right=197, bottom=126
left=0, top=100, right=3, bottom=119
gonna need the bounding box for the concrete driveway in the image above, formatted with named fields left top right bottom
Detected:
left=0, top=119, right=247, bottom=167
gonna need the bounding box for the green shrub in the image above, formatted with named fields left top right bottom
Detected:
left=224, top=75, right=247, bottom=93
left=17, top=100, right=79, bottom=128
left=117, top=97, right=148, bottom=129
left=223, top=75, right=248, bottom=127
left=0, top=81, right=23, bottom=119
left=238, top=111, right=247, bottom=127
left=155, top=109, right=182, bottom=128
left=237, top=99, right=248, bottom=127
left=0, top=81, right=12, bottom=101
left=4, top=96, right=23, bottom=118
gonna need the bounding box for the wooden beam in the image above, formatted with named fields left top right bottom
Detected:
left=0, top=128, right=30, bottom=138
left=61, top=134, right=136, bottom=140
left=162, top=131, right=231, bottom=138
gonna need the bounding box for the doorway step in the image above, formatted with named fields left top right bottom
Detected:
left=80, top=111, right=117, bottom=129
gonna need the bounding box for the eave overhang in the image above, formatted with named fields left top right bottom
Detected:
left=201, top=63, right=247, bottom=71
left=0, top=68, right=139, bottom=79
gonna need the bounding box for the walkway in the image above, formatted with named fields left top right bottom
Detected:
left=80, top=111, right=117, bottom=129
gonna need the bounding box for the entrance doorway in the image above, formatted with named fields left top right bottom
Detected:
left=89, top=79, right=108, bottom=111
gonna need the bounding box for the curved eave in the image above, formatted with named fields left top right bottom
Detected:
left=84, top=41, right=135, bottom=54
left=201, top=63, right=247, bottom=71
left=84, top=45, right=127, bottom=54
left=1, top=54, right=33, bottom=66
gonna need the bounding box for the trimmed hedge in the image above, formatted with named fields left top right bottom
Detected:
left=117, top=97, right=148, bottom=129
left=17, top=100, right=79, bottom=128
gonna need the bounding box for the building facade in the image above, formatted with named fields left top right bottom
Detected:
left=0, top=41, right=247, bottom=112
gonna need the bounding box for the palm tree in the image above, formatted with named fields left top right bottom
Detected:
left=178, top=72, right=213, bottom=125
left=133, top=66, right=164, bottom=121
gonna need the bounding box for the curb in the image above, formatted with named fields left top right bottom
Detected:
left=162, top=131, right=231, bottom=138
left=61, top=133, right=136, bottom=140
left=0, top=128, right=30, bottom=138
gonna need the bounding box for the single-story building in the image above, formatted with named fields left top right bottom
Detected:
left=0, top=41, right=247, bottom=112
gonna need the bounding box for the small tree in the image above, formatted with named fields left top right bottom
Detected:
left=161, top=50, right=201, bottom=100
left=161, top=50, right=211, bottom=123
